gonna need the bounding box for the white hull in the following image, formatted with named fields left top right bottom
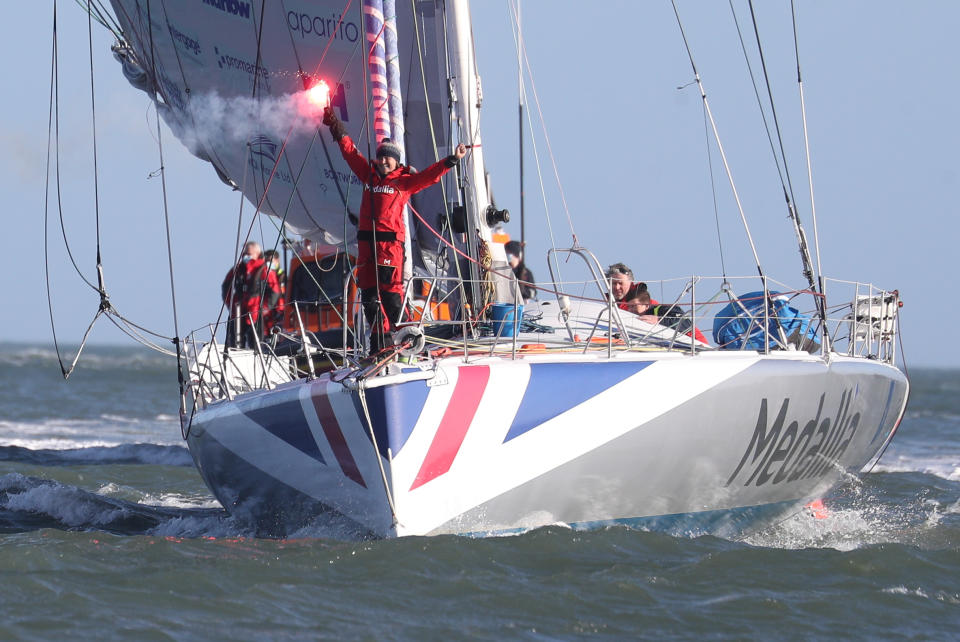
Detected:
left=184, top=351, right=907, bottom=538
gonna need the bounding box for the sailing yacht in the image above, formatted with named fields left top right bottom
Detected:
left=77, top=0, right=908, bottom=538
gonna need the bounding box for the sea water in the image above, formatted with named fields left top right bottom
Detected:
left=0, top=343, right=957, bottom=639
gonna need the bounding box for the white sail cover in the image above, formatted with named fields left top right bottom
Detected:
left=106, top=0, right=460, bottom=252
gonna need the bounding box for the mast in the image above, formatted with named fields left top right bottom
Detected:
left=447, top=0, right=503, bottom=306
left=381, top=0, right=414, bottom=285
left=517, top=0, right=525, bottom=248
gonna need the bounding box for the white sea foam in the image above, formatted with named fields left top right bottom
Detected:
left=882, top=586, right=960, bottom=604
left=139, top=492, right=220, bottom=510
left=883, top=585, right=929, bottom=598
left=0, top=416, right=182, bottom=450
left=871, top=453, right=960, bottom=481
left=97, top=483, right=217, bottom=509
left=745, top=476, right=952, bottom=552
left=147, top=514, right=251, bottom=539
left=2, top=481, right=126, bottom=528
left=746, top=505, right=890, bottom=552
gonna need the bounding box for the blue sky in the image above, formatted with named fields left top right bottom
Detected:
left=3, top=1, right=955, bottom=367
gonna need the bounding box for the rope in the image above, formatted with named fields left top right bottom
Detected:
left=45, top=1, right=72, bottom=377
left=44, top=0, right=113, bottom=377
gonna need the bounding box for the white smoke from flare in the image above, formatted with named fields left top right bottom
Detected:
left=171, top=91, right=325, bottom=152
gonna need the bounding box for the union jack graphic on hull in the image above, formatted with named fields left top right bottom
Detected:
left=186, top=352, right=907, bottom=538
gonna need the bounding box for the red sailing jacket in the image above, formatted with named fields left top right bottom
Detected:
left=222, top=257, right=274, bottom=323
left=337, top=135, right=455, bottom=240
left=251, top=263, right=282, bottom=326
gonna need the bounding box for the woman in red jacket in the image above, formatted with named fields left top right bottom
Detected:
left=324, top=107, right=466, bottom=352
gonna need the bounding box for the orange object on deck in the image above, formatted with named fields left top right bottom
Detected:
left=282, top=250, right=358, bottom=334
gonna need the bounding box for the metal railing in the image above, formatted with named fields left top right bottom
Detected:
left=180, top=268, right=902, bottom=409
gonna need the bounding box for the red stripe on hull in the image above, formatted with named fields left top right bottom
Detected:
left=410, top=366, right=491, bottom=490
left=311, top=384, right=367, bottom=488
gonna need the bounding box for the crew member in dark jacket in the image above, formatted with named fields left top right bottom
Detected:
left=505, top=240, right=536, bottom=302
left=221, top=241, right=266, bottom=348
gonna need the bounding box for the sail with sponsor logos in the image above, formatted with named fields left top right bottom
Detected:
left=108, top=0, right=499, bottom=289
left=67, top=0, right=910, bottom=538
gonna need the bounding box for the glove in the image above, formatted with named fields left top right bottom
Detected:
left=323, top=106, right=346, bottom=141
left=322, top=106, right=337, bottom=127
left=444, top=155, right=459, bottom=168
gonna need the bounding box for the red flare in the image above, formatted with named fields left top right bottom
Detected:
left=307, top=79, right=330, bottom=108
left=805, top=498, right=830, bottom=520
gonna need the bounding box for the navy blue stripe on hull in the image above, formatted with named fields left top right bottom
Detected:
left=191, top=433, right=375, bottom=539
left=242, top=399, right=324, bottom=463
left=351, top=379, right=430, bottom=457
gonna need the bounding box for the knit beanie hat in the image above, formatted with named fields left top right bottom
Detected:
left=376, top=138, right=402, bottom=163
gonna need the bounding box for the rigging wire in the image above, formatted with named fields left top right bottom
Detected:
left=739, top=1, right=818, bottom=297
left=508, top=0, right=577, bottom=248
left=731, top=0, right=829, bottom=348
left=46, top=0, right=172, bottom=376
left=408, top=0, right=469, bottom=297
left=86, top=0, right=105, bottom=297
left=46, top=0, right=193, bottom=373
left=671, top=0, right=765, bottom=280
left=44, top=1, right=76, bottom=377
left=702, top=105, right=728, bottom=278
left=790, top=0, right=828, bottom=341
left=74, top=0, right=121, bottom=36
left=46, top=0, right=107, bottom=378
left=728, top=1, right=789, bottom=206
left=744, top=2, right=800, bottom=215
left=204, top=0, right=366, bottom=346
left=507, top=2, right=568, bottom=292
left=146, top=0, right=187, bottom=401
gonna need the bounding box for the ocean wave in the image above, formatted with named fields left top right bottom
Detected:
left=0, top=443, right=193, bottom=467
left=881, top=586, right=960, bottom=604
left=95, top=482, right=219, bottom=509
left=745, top=472, right=959, bottom=551
left=0, top=416, right=182, bottom=449
left=871, top=454, right=960, bottom=482
left=0, top=473, right=232, bottom=536
left=0, top=344, right=174, bottom=371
